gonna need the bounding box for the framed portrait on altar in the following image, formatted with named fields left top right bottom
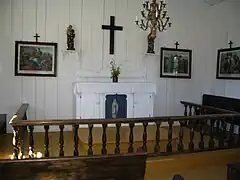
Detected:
left=15, top=41, right=58, bottom=77
left=160, top=47, right=192, bottom=79
left=216, top=47, right=240, bottom=80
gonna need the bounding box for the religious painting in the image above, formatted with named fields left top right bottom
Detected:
left=105, top=94, right=127, bottom=119
left=15, top=41, right=57, bottom=77
left=216, top=47, right=240, bottom=80
left=160, top=47, right=192, bottom=78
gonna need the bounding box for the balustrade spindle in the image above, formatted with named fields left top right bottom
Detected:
left=200, top=107, right=205, bottom=115
left=142, top=122, right=148, bottom=152
left=128, top=122, right=134, bottom=153
left=216, top=120, right=220, bottom=134
left=101, top=124, right=107, bottom=155
left=195, top=107, right=200, bottom=115
left=184, top=104, right=188, bottom=116
left=178, top=121, right=184, bottom=152
left=13, top=126, right=19, bottom=159
left=44, top=125, right=49, bottom=157
left=189, top=122, right=195, bottom=152
left=167, top=120, right=173, bottom=152
left=184, top=105, right=187, bottom=116
left=228, top=118, right=235, bottom=148
left=194, top=106, right=197, bottom=115
left=183, top=105, right=188, bottom=126
left=73, top=124, right=79, bottom=156
left=222, top=120, right=227, bottom=146
left=218, top=119, right=225, bottom=148
left=18, top=127, right=24, bottom=159
left=115, top=123, right=121, bottom=154
left=194, top=107, right=200, bottom=126
left=199, top=120, right=205, bottom=150
left=154, top=121, right=161, bottom=153
left=208, top=119, right=215, bottom=149
left=88, top=124, right=93, bottom=156
left=59, top=125, right=64, bottom=157
left=187, top=106, right=193, bottom=127
left=28, top=126, right=34, bottom=158
left=189, top=106, right=192, bottom=116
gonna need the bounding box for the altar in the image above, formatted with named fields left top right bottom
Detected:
left=73, top=82, right=156, bottom=127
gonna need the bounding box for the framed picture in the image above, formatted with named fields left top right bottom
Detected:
left=15, top=41, right=58, bottom=77
left=216, top=47, right=240, bottom=80
left=160, top=47, right=192, bottom=78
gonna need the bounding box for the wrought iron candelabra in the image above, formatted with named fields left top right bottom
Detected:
left=135, top=0, right=172, bottom=54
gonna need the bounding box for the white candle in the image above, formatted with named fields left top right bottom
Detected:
left=156, top=11, right=158, bottom=18
left=136, top=16, right=138, bottom=21
left=158, top=3, right=161, bottom=9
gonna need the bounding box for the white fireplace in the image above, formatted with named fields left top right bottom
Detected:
left=73, top=82, right=156, bottom=126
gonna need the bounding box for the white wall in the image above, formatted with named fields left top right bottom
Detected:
left=0, top=0, right=240, bottom=132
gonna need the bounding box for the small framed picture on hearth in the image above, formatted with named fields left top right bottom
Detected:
left=15, top=41, right=58, bottom=77
left=216, top=47, right=240, bottom=80
left=160, top=47, right=192, bottom=79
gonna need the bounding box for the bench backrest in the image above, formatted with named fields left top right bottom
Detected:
left=202, top=94, right=240, bottom=112
left=202, top=94, right=240, bottom=125
left=0, top=153, right=147, bottom=180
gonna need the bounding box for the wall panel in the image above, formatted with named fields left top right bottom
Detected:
left=0, top=0, right=240, bottom=132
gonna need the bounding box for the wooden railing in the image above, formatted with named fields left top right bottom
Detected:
left=181, top=101, right=240, bottom=147
left=10, top=112, right=240, bottom=159
left=9, top=103, right=29, bottom=159
left=13, top=103, right=29, bottom=120
left=181, top=101, right=239, bottom=115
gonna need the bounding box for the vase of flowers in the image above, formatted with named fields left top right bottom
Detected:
left=110, top=59, right=120, bottom=83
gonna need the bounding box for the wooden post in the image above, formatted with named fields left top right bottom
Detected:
left=115, top=123, right=121, bottom=154
left=88, top=124, right=93, bottom=156
left=44, top=125, right=49, bottom=157
left=59, top=125, right=64, bottom=157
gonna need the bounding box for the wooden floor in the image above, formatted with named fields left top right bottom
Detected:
left=0, top=126, right=239, bottom=180
left=145, top=148, right=240, bottom=180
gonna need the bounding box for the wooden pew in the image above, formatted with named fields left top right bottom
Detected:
left=0, top=153, right=147, bottom=180
left=202, top=94, right=240, bottom=125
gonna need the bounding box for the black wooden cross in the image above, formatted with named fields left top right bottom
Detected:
left=175, top=41, right=179, bottom=49
left=102, top=16, right=123, bottom=54
left=229, top=40, right=233, bottom=48
left=34, top=33, right=40, bottom=42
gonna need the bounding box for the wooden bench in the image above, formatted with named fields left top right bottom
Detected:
left=227, top=163, right=240, bottom=180
left=202, top=94, right=240, bottom=125
left=0, top=153, right=147, bottom=180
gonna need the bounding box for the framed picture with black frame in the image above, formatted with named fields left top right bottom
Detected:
left=216, top=47, right=240, bottom=80
left=15, top=41, right=58, bottom=77
left=160, top=47, right=192, bottom=79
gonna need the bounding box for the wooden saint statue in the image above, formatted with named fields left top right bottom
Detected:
left=67, top=25, right=75, bottom=50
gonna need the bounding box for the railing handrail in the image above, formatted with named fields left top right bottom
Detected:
left=180, top=101, right=240, bottom=114
left=10, top=113, right=240, bottom=127
left=0, top=152, right=147, bottom=163
left=180, top=101, right=202, bottom=107
left=15, top=103, right=29, bottom=119
left=10, top=103, right=29, bottom=123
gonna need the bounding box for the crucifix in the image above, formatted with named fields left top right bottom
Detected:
left=175, top=41, right=180, bottom=49
left=102, top=16, right=123, bottom=54
left=34, top=33, right=40, bottom=42
left=229, top=40, right=233, bottom=48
